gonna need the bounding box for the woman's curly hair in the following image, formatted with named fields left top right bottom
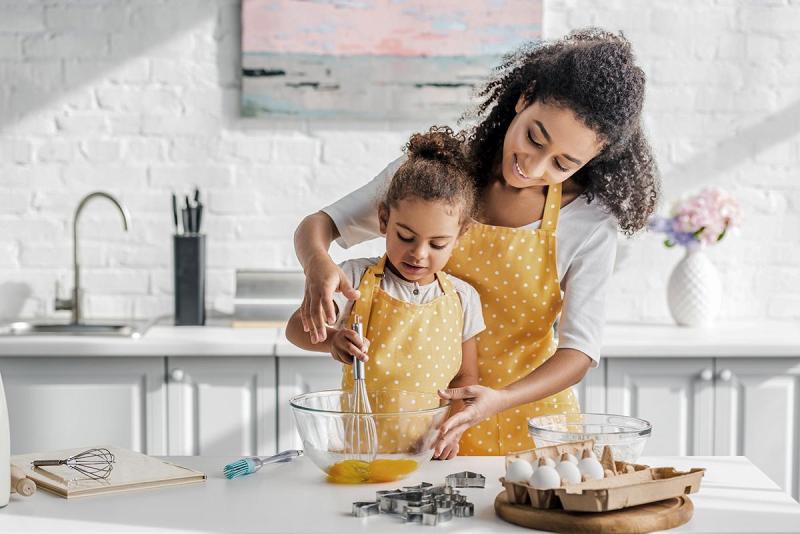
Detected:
left=465, top=28, right=660, bottom=235
left=384, top=126, right=476, bottom=225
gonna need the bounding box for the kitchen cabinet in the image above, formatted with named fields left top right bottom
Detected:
left=166, top=357, right=276, bottom=456
left=0, top=357, right=166, bottom=455
left=606, top=358, right=715, bottom=456
left=606, top=357, right=800, bottom=500
left=277, top=356, right=342, bottom=451
left=713, top=357, right=800, bottom=500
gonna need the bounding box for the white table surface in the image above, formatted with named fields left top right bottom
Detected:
left=1, top=455, right=799, bottom=533
left=1, top=320, right=799, bottom=358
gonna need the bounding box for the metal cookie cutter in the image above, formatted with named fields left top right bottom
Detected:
left=453, top=502, right=475, bottom=518
left=422, top=505, right=453, bottom=526
left=445, top=471, right=486, bottom=488
left=352, top=501, right=380, bottom=518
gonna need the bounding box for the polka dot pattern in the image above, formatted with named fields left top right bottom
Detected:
left=341, top=256, right=464, bottom=452
left=445, top=182, right=580, bottom=455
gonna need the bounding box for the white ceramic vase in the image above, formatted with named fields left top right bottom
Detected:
left=667, top=246, right=721, bottom=327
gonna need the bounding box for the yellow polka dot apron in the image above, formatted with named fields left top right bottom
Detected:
left=445, top=183, right=580, bottom=455
left=341, top=255, right=463, bottom=453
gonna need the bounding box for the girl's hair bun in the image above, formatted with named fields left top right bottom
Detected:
left=406, top=126, right=467, bottom=167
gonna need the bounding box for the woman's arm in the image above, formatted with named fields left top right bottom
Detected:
left=435, top=348, right=592, bottom=454
left=294, top=212, right=360, bottom=343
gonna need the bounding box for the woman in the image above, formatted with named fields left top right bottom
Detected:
left=293, top=28, right=659, bottom=456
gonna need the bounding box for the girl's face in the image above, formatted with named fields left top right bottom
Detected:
left=502, top=98, right=604, bottom=189
left=379, top=198, right=463, bottom=285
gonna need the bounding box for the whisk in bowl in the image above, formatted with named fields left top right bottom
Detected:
left=32, top=447, right=115, bottom=481
left=344, top=315, right=378, bottom=462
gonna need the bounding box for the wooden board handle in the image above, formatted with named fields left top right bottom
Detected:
left=11, top=465, right=36, bottom=497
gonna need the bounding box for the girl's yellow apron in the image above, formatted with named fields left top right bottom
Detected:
left=341, top=255, right=464, bottom=452
left=446, top=182, right=580, bottom=455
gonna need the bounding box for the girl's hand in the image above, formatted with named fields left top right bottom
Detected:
left=433, top=434, right=460, bottom=460
left=434, top=385, right=509, bottom=457
left=329, top=328, right=370, bottom=365
left=300, top=254, right=360, bottom=344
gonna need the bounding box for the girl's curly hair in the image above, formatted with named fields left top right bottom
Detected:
left=384, top=126, right=476, bottom=225
left=465, top=28, right=660, bottom=235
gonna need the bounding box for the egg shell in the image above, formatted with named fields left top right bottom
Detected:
left=505, top=459, right=534, bottom=482
left=530, top=465, right=561, bottom=490
left=562, top=453, right=578, bottom=464
left=556, top=460, right=582, bottom=484
left=578, top=457, right=605, bottom=480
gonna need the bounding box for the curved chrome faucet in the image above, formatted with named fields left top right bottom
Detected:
left=55, top=192, right=131, bottom=324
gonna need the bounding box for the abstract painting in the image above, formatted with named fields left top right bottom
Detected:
left=241, top=0, right=543, bottom=122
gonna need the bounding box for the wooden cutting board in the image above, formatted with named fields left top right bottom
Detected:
left=495, top=491, right=694, bottom=533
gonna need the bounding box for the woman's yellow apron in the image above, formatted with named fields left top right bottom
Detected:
left=341, top=255, right=463, bottom=452
left=446, top=182, right=580, bottom=455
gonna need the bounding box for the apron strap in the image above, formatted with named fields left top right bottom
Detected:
left=541, top=183, right=562, bottom=232
left=350, top=255, right=387, bottom=335
left=434, top=270, right=456, bottom=297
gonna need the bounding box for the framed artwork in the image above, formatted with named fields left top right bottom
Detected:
left=241, top=0, right=543, bottom=122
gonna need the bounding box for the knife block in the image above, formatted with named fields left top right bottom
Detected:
left=173, top=234, right=206, bottom=326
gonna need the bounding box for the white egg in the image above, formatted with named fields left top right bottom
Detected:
left=578, top=457, right=605, bottom=480
left=505, top=459, right=534, bottom=482
left=535, top=456, right=556, bottom=468
left=556, top=460, right=582, bottom=484
left=562, top=452, right=578, bottom=464
left=530, top=465, right=561, bottom=490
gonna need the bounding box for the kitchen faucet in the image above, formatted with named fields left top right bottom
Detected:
left=55, top=192, right=131, bottom=324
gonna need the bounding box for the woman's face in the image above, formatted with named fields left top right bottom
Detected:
left=501, top=98, right=603, bottom=189
left=379, top=198, right=462, bottom=285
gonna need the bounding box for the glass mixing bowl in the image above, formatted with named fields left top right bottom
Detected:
left=528, top=413, right=652, bottom=463
left=289, top=389, right=450, bottom=483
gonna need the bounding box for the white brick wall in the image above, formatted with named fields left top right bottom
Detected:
left=0, top=0, right=798, bottom=324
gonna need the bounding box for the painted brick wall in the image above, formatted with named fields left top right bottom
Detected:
left=0, top=0, right=798, bottom=325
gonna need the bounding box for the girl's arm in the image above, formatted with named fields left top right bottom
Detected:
left=285, top=308, right=370, bottom=364
left=434, top=336, right=479, bottom=459
left=435, top=348, right=592, bottom=455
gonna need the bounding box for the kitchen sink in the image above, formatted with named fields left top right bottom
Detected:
left=1, top=321, right=139, bottom=337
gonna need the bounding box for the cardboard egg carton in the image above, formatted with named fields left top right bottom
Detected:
left=500, top=439, right=704, bottom=512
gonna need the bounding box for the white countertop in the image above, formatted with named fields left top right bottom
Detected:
left=1, top=455, right=798, bottom=533
left=0, top=320, right=799, bottom=358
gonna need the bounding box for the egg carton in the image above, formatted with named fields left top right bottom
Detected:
left=500, top=439, right=703, bottom=512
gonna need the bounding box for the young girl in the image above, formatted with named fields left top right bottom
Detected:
left=293, top=28, right=660, bottom=457
left=285, top=127, right=486, bottom=460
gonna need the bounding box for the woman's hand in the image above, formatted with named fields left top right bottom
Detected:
left=300, top=254, right=360, bottom=343
left=434, top=385, right=509, bottom=457
left=329, top=328, right=370, bottom=365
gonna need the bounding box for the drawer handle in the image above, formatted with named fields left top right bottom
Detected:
left=699, top=368, right=713, bottom=382
left=718, top=369, right=733, bottom=382
left=170, top=368, right=185, bottom=382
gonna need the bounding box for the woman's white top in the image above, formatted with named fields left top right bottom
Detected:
left=323, top=156, right=618, bottom=366
left=332, top=257, right=486, bottom=343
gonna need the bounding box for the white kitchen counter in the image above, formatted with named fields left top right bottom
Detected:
left=0, top=455, right=798, bottom=533
left=1, top=320, right=799, bottom=358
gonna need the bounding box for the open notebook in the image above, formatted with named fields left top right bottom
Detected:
left=11, top=446, right=206, bottom=499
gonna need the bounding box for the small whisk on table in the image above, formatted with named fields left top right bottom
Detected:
left=344, top=315, right=378, bottom=462
left=33, top=447, right=115, bottom=481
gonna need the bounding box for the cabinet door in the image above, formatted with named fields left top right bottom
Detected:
left=167, top=357, right=276, bottom=456
left=574, top=363, right=606, bottom=413
left=277, top=356, right=342, bottom=451
left=0, top=357, right=166, bottom=455
left=715, top=358, right=800, bottom=500
left=606, top=358, right=715, bottom=456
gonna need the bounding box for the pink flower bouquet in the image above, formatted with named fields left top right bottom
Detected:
left=649, top=187, right=741, bottom=248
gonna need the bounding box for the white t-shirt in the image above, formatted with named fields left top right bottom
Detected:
left=332, top=257, right=486, bottom=343
left=322, top=156, right=618, bottom=367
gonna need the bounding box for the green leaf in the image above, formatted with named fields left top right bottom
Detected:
left=692, top=226, right=706, bottom=238
left=664, top=239, right=675, bottom=248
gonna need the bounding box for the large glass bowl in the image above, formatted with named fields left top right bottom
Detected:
left=290, top=389, right=450, bottom=483
left=528, top=413, right=652, bottom=463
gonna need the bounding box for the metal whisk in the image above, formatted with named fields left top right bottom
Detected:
left=33, top=447, right=115, bottom=481
left=344, top=315, right=378, bottom=462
